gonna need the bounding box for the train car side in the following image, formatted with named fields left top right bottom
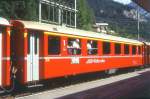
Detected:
left=42, top=32, right=143, bottom=79
left=144, top=42, right=150, bottom=66
left=11, top=20, right=144, bottom=85
left=0, top=17, right=11, bottom=88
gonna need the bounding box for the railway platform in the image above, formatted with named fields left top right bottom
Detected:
left=15, top=68, right=150, bottom=99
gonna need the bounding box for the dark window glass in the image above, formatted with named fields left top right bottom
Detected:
left=48, top=36, right=60, bottom=55
left=138, top=46, right=141, bottom=54
left=54, top=6, right=59, bottom=22
left=28, top=33, right=31, bottom=54
left=124, top=44, right=129, bottom=54
left=34, top=34, right=38, bottom=54
left=41, top=4, right=58, bottom=23
left=67, top=38, right=81, bottom=55
left=10, top=27, right=16, bottom=57
left=103, top=42, right=110, bottom=54
left=147, top=46, right=150, bottom=56
left=115, top=43, right=121, bottom=54
left=132, top=45, right=136, bottom=55
left=149, top=47, right=150, bottom=55
left=50, top=6, right=53, bottom=21
left=0, top=27, right=3, bottom=33
left=87, top=40, right=98, bottom=55
left=41, top=3, right=49, bottom=20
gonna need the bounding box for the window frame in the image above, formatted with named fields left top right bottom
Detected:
left=67, top=38, right=82, bottom=56
left=47, top=35, right=61, bottom=55
left=132, top=45, right=136, bottom=55
left=115, top=43, right=121, bottom=55
left=124, top=44, right=129, bottom=55
left=103, top=41, right=111, bottom=55
left=87, top=40, right=98, bottom=55
left=138, top=46, right=141, bottom=55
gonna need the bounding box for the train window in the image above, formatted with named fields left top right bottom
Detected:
left=115, top=43, right=121, bottom=54
left=48, top=36, right=60, bottom=55
left=149, top=47, right=150, bottom=54
left=35, top=34, right=38, bottom=54
left=147, top=47, right=149, bottom=55
left=87, top=40, right=98, bottom=55
left=0, top=27, right=4, bottom=33
left=138, top=46, right=141, bottom=54
left=132, top=45, right=136, bottom=55
left=28, top=33, right=30, bottom=54
left=67, top=38, right=81, bottom=55
left=103, top=42, right=110, bottom=54
left=124, top=44, right=129, bottom=54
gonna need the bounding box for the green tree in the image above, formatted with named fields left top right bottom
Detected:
left=0, top=0, right=38, bottom=21
left=77, top=0, right=94, bottom=30
left=0, top=0, right=15, bottom=19
left=23, top=0, right=38, bottom=21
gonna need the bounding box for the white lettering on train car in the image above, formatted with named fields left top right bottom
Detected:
left=71, top=57, right=80, bottom=64
left=45, top=58, right=50, bottom=62
left=86, top=59, right=106, bottom=64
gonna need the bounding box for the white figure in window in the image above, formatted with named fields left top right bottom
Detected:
left=72, top=39, right=80, bottom=55
left=87, top=40, right=93, bottom=55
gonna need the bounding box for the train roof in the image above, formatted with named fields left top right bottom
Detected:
left=11, top=20, right=143, bottom=45
left=145, top=42, right=150, bottom=45
left=0, top=17, right=10, bottom=26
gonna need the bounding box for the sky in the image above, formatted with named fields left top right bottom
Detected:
left=113, top=0, right=131, bottom=4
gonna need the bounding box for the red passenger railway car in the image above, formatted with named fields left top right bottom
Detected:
left=11, top=20, right=145, bottom=85
left=0, top=17, right=11, bottom=88
left=144, top=42, right=150, bottom=66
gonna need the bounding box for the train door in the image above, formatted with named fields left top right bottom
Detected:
left=0, top=29, right=2, bottom=86
left=143, top=44, right=149, bottom=66
left=144, top=45, right=147, bottom=65
left=27, top=32, right=39, bottom=82
left=146, top=46, right=149, bottom=65
left=148, top=46, right=150, bottom=65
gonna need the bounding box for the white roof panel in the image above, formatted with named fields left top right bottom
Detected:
left=12, top=20, right=143, bottom=45
left=145, top=42, right=150, bottom=45
left=0, top=17, right=10, bottom=26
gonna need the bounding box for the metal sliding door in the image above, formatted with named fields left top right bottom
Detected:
left=0, top=30, right=2, bottom=85
left=27, top=33, right=39, bottom=82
